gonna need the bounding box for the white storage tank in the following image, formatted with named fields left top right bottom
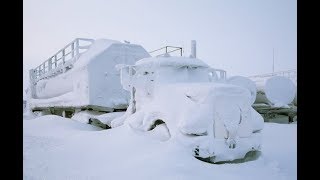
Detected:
left=29, top=39, right=151, bottom=112
left=254, top=76, right=296, bottom=107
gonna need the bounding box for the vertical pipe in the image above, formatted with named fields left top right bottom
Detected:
left=191, top=40, right=196, bottom=58
left=272, top=48, right=275, bottom=74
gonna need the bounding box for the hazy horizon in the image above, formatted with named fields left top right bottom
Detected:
left=23, top=0, right=296, bottom=77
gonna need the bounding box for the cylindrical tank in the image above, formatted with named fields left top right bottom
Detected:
left=34, top=71, right=75, bottom=99
left=227, top=76, right=257, bottom=105
left=254, top=76, right=296, bottom=106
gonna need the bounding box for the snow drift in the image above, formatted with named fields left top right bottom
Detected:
left=23, top=114, right=296, bottom=180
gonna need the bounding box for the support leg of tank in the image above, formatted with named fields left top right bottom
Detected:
left=62, top=110, right=66, bottom=118
left=49, top=108, right=55, bottom=114
left=288, top=115, right=293, bottom=123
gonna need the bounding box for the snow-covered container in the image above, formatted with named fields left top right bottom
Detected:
left=112, top=55, right=264, bottom=163
left=227, top=76, right=257, bottom=105
left=29, top=38, right=150, bottom=113
left=249, top=70, right=297, bottom=107
left=254, top=76, right=296, bottom=107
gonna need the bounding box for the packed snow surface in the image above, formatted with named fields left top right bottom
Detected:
left=24, top=114, right=296, bottom=180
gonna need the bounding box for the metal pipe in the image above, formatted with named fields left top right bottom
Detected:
left=191, top=40, right=196, bottom=58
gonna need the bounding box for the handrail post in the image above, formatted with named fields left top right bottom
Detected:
left=75, top=39, right=79, bottom=57
left=43, top=63, right=45, bottom=74
left=54, top=55, right=57, bottom=67
left=48, top=58, right=52, bottom=71
left=71, top=42, right=75, bottom=58
left=62, top=49, right=65, bottom=64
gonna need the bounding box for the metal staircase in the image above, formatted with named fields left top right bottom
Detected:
left=29, top=38, right=94, bottom=84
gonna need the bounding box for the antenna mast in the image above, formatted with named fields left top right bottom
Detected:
left=272, top=48, right=275, bottom=74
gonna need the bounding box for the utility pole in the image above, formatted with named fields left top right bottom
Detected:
left=272, top=48, right=275, bottom=74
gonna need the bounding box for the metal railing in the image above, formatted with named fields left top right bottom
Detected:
left=148, top=46, right=183, bottom=57
left=248, top=69, right=297, bottom=83
left=30, top=38, right=94, bottom=83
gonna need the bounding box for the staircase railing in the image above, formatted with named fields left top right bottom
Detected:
left=148, top=46, right=183, bottom=57
left=29, top=38, right=94, bottom=83
left=248, top=69, right=297, bottom=84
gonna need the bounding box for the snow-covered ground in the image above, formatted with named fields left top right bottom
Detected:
left=23, top=115, right=296, bottom=180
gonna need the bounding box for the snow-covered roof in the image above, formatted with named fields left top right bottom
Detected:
left=72, top=39, right=121, bottom=69
left=135, top=56, right=210, bottom=68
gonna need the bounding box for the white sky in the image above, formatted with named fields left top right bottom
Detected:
left=23, top=0, right=296, bottom=76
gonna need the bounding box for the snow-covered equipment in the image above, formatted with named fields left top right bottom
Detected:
left=227, top=76, right=257, bottom=105
left=114, top=54, right=264, bottom=163
left=249, top=70, right=297, bottom=123
left=254, top=76, right=296, bottom=107
left=28, top=38, right=151, bottom=116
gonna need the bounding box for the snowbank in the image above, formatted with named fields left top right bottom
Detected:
left=71, top=110, right=125, bottom=126
left=71, top=110, right=105, bottom=123
left=23, top=115, right=296, bottom=180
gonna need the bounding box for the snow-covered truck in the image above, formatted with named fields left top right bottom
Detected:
left=28, top=38, right=150, bottom=117
left=112, top=52, right=264, bottom=163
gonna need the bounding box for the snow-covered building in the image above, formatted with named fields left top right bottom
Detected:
left=29, top=38, right=150, bottom=116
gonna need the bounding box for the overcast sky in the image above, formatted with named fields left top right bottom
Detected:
left=23, top=0, right=296, bottom=76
